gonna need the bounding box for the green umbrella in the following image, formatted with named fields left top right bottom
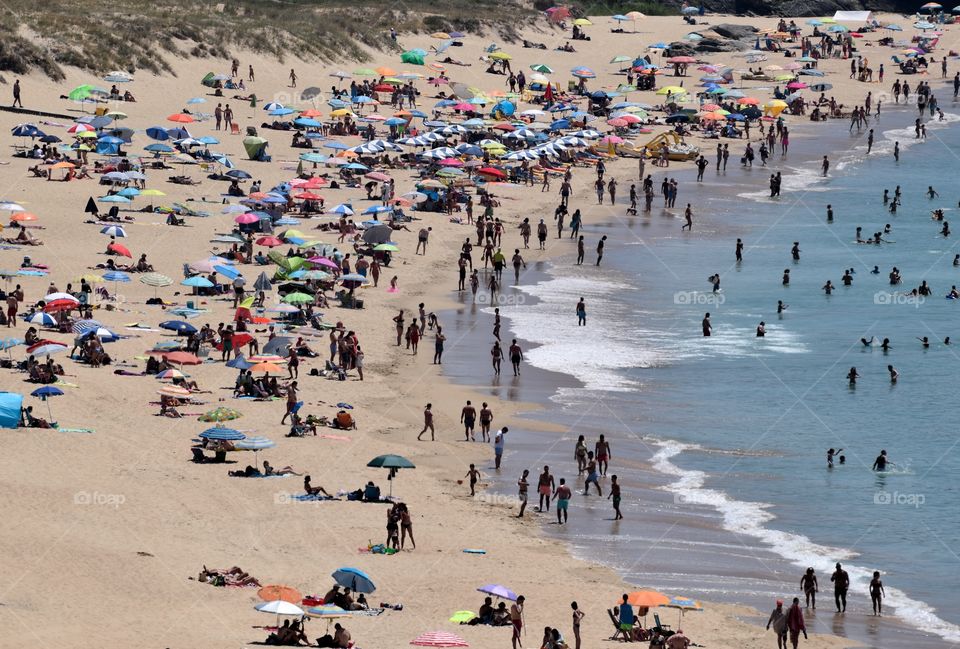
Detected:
left=68, top=84, right=94, bottom=101
left=373, top=243, right=399, bottom=252
left=282, top=292, right=314, bottom=304
left=530, top=63, right=553, bottom=73
left=368, top=454, right=415, bottom=496
left=354, top=68, right=376, bottom=77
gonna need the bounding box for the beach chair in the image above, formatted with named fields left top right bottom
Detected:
left=606, top=608, right=628, bottom=641
left=230, top=123, right=241, bottom=135
left=191, top=448, right=213, bottom=463
left=652, top=613, right=673, bottom=636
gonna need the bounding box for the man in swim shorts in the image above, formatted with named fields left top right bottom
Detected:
left=583, top=452, right=602, bottom=496
left=511, top=596, right=525, bottom=649
left=460, top=400, right=477, bottom=441
left=554, top=478, right=572, bottom=524
left=537, top=465, right=555, bottom=512
left=595, top=434, right=611, bottom=475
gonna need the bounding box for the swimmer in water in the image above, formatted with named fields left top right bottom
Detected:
left=827, top=448, right=842, bottom=468
left=871, top=265, right=880, bottom=274
left=945, top=337, right=951, bottom=345
left=791, top=242, right=801, bottom=261
left=708, top=274, right=721, bottom=292
left=855, top=226, right=862, bottom=242
left=847, top=367, right=860, bottom=385
left=888, top=364, right=899, bottom=383
left=782, top=269, right=790, bottom=286
left=881, top=338, right=892, bottom=352
left=756, top=321, right=766, bottom=337
left=953, top=255, right=959, bottom=266
left=949, top=286, right=960, bottom=299
left=943, top=222, right=951, bottom=237
left=872, top=450, right=888, bottom=471
left=928, top=186, right=939, bottom=199
left=777, top=300, right=788, bottom=315
left=841, top=270, right=853, bottom=286
left=860, top=336, right=875, bottom=347
left=823, top=280, right=834, bottom=295
left=917, top=336, right=930, bottom=348
left=882, top=189, right=889, bottom=205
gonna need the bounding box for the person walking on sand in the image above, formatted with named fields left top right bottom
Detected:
left=12, top=79, right=22, bottom=108
left=831, top=562, right=849, bottom=613
left=554, top=478, right=572, bottom=524
left=465, top=464, right=481, bottom=496
left=511, top=596, right=525, bottom=649
left=517, top=469, right=529, bottom=517
left=417, top=403, right=435, bottom=441
left=289, top=68, right=297, bottom=87
left=800, top=567, right=818, bottom=608
left=786, top=598, right=807, bottom=649
left=509, top=338, right=523, bottom=376
left=766, top=600, right=788, bottom=649
left=537, top=465, right=555, bottom=512
left=608, top=474, right=623, bottom=519
left=281, top=381, right=298, bottom=424
left=461, top=400, right=477, bottom=442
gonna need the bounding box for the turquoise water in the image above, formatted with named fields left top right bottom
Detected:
left=443, top=101, right=960, bottom=646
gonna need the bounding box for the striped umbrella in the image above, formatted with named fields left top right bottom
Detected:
left=157, top=385, right=191, bottom=398
left=140, top=272, right=173, bottom=287
left=72, top=319, right=102, bottom=335
left=155, top=368, right=185, bottom=380
left=235, top=435, right=276, bottom=469
left=100, top=225, right=127, bottom=237
left=199, top=427, right=246, bottom=441
left=27, top=312, right=57, bottom=327
left=410, top=632, right=469, bottom=647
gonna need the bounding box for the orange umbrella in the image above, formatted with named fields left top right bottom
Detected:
left=375, top=66, right=396, bottom=76
left=50, top=161, right=76, bottom=169
left=167, top=113, right=195, bottom=123
left=259, top=585, right=302, bottom=603
left=108, top=242, right=132, bottom=258
left=739, top=97, right=760, bottom=106
left=300, top=109, right=323, bottom=118
left=250, top=361, right=284, bottom=374
left=10, top=212, right=38, bottom=222
left=625, top=590, right=670, bottom=607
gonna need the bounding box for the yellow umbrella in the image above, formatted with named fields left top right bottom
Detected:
left=656, top=86, right=686, bottom=95
left=573, top=18, right=592, bottom=25
left=430, top=31, right=451, bottom=39
left=140, top=189, right=166, bottom=196
left=76, top=274, right=104, bottom=283
left=489, top=52, right=512, bottom=61
left=75, top=131, right=98, bottom=139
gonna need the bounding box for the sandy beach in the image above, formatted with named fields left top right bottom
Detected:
left=0, top=10, right=955, bottom=649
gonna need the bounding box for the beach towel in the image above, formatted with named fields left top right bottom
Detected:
left=320, top=434, right=351, bottom=441
left=56, top=427, right=94, bottom=434
left=292, top=494, right=337, bottom=501
left=463, top=549, right=487, bottom=554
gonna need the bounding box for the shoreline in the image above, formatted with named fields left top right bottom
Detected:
left=434, top=95, right=959, bottom=648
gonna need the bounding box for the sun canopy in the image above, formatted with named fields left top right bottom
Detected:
left=833, top=10, right=871, bottom=21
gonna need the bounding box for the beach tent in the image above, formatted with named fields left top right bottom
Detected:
left=401, top=51, right=425, bottom=65
left=243, top=137, right=271, bottom=162
left=833, top=10, right=871, bottom=21
left=0, top=392, right=23, bottom=428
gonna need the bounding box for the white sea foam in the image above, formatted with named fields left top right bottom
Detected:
left=651, top=440, right=960, bottom=643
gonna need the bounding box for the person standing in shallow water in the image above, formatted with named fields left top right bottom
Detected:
left=702, top=312, right=712, bottom=337
left=576, top=297, right=586, bottom=326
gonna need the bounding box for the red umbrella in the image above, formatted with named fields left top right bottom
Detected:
left=27, top=339, right=66, bottom=354
left=231, top=332, right=254, bottom=348
left=293, top=192, right=324, bottom=201
left=493, top=123, right=515, bottom=131
left=167, top=113, right=195, bottom=123
left=163, top=351, right=201, bottom=366
left=43, top=300, right=77, bottom=313
left=477, top=167, right=506, bottom=179
left=256, top=236, right=284, bottom=247
left=108, top=242, right=132, bottom=257
left=544, top=82, right=554, bottom=103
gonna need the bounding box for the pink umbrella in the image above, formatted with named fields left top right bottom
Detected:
left=410, top=632, right=469, bottom=647
left=606, top=118, right=628, bottom=127
left=364, top=171, right=392, bottom=182
left=452, top=102, right=474, bottom=111
left=600, top=135, right=624, bottom=144
left=786, top=82, right=808, bottom=90
left=308, top=257, right=340, bottom=270
left=235, top=213, right=260, bottom=224
left=438, top=158, right=463, bottom=167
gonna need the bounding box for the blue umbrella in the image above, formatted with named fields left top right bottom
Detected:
left=103, top=271, right=131, bottom=283
left=159, top=320, right=197, bottom=334
left=214, top=264, right=241, bottom=280
left=299, top=152, right=327, bottom=163
left=146, top=126, right=171, bottom=140
left=269, top=108, right=295, bottom=116
left=98, top=195, right=131, bottom=203
left=181, top=276, right=214, bottom=288
left=27, top=312, right=57, bottom=327
left=332, top=567, right=376, bottom=593
left=383, top=117, right=407, bottom=126
left=294, top=117, right=322, bottom=128
left=145, top=143, right=174, bottom=153
left=263, top=102, right=285, bottom=111
left=325, top=142, right=349, bottom=150
left=31, top=385, right=64, bottom=420
left=226, top=169, right=252, bottom=180
left=198, top=136, right=220, bottom=145
left=199, top=427, right=246, bottom=441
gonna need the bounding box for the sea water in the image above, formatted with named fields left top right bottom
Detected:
left=442, top=103, right=960, bottom=647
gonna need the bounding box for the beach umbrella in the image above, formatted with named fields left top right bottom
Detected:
left=159, top=320, right=197, bottom=335
left=225, top=354, right=254, bottom=370
left=255, top=599, right=305, bottom=627
left=258, top=585, right=301, bottom=604
left=163, top=351, right=201, bottom=366
left=477, top=584, right=517, bottom=600
left=308, top=605, right=349, bottom=619
left=28, top=342, right=68, bottom=357
left=155, top=369, right=185, bottom=380
left=30, top=385, right=64, bottom=421
left=626, top=590, right=670, bottom=607
left=181, top=276, right=214, bottom=289
left=199, top=426, right=246, bottom=441
left=157, top=385, right=191, bottom=399
left=167, top=113, right=195, bottom=123
left=27, top=312, right=57, bottom=327
left=140, top=273, right=172, bottom=288
left=100, top=225, right=127, bottom=238
left=332, top=567, right=376, bottom=593
left=368, top=454, right=415, bottom=496
left=410, top=632, right=469, bottom=647
left=664, top=595, right=703, bottom=625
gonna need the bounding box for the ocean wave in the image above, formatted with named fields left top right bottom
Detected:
left=651, top=439, right=960, bottom=643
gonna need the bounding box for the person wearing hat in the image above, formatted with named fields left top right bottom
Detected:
left=766, top=599, right=788, bottom=649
